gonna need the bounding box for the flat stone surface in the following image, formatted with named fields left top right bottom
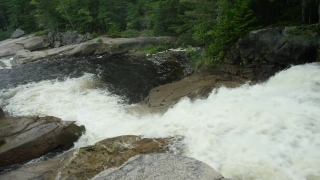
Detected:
left=0, top=135, right=183, bottom=180
left=93, top=154, right=228, bottom=180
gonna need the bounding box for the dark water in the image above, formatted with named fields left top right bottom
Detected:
left=0, top=53, right=191, bottom=104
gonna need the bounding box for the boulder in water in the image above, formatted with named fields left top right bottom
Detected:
left=0, top=116, right=85, bottom=170
left=92, top=154, right=230, bottom=180
left=11, top=29, right=25, bottom=39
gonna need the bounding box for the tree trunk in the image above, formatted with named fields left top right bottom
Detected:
left=318, top=0, right=320, bottom=24
left=302, top=0, right=307, bottom=23
left=0, top=7, right=8, bottom=30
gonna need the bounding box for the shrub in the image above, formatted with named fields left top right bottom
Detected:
left=97, top=38, right=103, bottom=43
left=0, top=31, right=11, bottom=41
left=121, top=29, right=139, bottom=38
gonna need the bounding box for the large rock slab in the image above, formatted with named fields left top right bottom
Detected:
left=0, top=135, right=183, bottom=180
left=12, top=36, right=176, bottom=65
left=137, top=68, right=245, bottom=113
left=93, top=154, right=230, bottom=180
left=0, top=35, right=49, bottom=58
left=230, top=25, right=320, bottom=65
left=0, top=116, right=85, bottom=170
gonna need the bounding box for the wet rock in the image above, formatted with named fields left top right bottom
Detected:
left=140, top=68, right=245, bottom=113
left=93, top=154, right=230, bottom=180
left=219, top=63, right=283, bottom=82
left=12, top=29, right=25, bottom=38
left=0, top=108, right=4, bottom=120
left=0, top=116, right=85, bottom=170
left=0, top=135, right=183, bottom=180
left=0, top=61, right=6, bottom=69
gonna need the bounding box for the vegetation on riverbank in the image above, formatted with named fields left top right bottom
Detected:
left=0, top=0, right=319, bottom=65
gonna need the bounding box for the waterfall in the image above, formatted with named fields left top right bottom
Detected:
left=1, top=63, right=320, bottom=180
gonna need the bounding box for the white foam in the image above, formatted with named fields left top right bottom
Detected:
left=0, top=56, right=13, bottom=69
left=1, top=64, right=320, bottom=180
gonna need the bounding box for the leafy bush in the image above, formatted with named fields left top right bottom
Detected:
left=92, top=31, right=101, bottom=38
left=0, top=31, right=11, bottom=41
left=97, top=38, right=103, bottom=43
left=185, top=46, right=204, bottom=68
left=34, top=31, right=46, bottom=36
left=121, top=29, right=139, bottom=38
left=139, top=30, right=154, bottom=37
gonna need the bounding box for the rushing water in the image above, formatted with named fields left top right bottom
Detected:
left=0, top=57, right=320, bottom=179
left=0, top=57, right=13, bottom=69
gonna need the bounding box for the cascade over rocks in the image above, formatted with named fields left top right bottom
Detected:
left=0, top=115, right=85, bottom=171
left=0, top=135, right=184, bottom=180
left=93, top=154, right=230, bottom=180
left=133, top=67, right=246, bottom=114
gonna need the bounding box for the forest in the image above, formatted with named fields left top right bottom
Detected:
left=0, top=0, right=320, bottom=64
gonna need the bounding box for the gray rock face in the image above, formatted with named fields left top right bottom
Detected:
left=0, top=36, right=49, bottom=58
left=0, top=135, right=183, bottom=180
left=0, top=108, right=4, bottom=120
left=12, top=36, right=176, bottom=65
left=230, top=26, right=320, bottom=65
left=93, top=154, right=228, bottom=180
left=0, top=116, right=85, bottom=169
left=11, top=29, right=25, bottom=38
left=44, top=31, right=94, bottom=47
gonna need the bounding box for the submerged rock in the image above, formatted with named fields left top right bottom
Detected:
left=0, top=135, right=183, bottom=180
left=93, top=154, right=230, bottom=180
left=0, top=116, right=85, bottom=170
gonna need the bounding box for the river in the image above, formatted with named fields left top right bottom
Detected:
left=0, top=55, right=319, bottom=180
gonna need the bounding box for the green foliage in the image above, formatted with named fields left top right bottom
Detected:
left=34, top=31, right=45, bottom=36
left=0, top=0, right=320, bottom=67
left=92, top=31, right=100, bottom=38
left=207, top=1, right=256, bottom=65
left=97, top=38, right=103, bottom=43
left=0, top=30, right=11, bottom=41
left=185, top=46, right=204, bottom=68
left=140, top=30, right=154, bottom=37
left=121, top=29, right=139, bottom=38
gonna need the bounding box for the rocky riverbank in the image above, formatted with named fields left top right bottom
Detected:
left=1, top=25, right=319, bottom=179
left=0, top=110, right=85, bottom=174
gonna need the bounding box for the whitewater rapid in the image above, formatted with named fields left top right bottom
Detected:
left=0, top=57, right=13, bottom=69
left=1, top=64, right=320, bottom=180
